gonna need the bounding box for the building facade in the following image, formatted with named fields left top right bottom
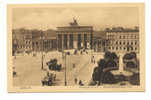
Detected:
left=56, top=19, right=93, bottom=51
left=93, top=37, right=106, bottom=52
left=12, top=29, right=31, bottom=53
left=12, top=29, right=57, bottom=53
left=105, top=27, right=139, bottom=53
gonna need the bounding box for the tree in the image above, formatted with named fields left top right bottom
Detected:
left=92, top=67, right=99, bottom=81
left=98, top=59, right=106, bottom=69
left=92, top=52, right=119, bottom=85
left=104, top=51, right=112, bottom=60
left=102, top=71, right=116, bottom=84
left=105, top=60, right=117, bottom=68
left=104, top=51, right=118, bottom=61
left=126, top=61, right=137, bottom=68
left=92, top=59, right=106, bottom=83
left=123, top=52, right=137, bottom=60
left=111, top=52, right=118, bottom=60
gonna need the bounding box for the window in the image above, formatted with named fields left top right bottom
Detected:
left=69, top=34, right=73, bottom=49
left=78, top=34, right=81, bottom=49
left=116, top=41, right=118, bottom=45
left=127, top=42, right=129, bottom=45
left=84, top=34, right=87, bottom=49
left=119, top=36, right=122, bottom=39
left=58, top=34, right=62, bottom=49
left=64, top=34, right=68, bottom=49
left=116, top=47, right=118, bottom=50
left=131, top=35, right=133, bottom=39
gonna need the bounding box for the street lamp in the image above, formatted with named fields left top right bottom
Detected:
left=64, top=52, right=67, bottom=86
left=40, top=30, right=44, bottom=70
left=62, top=49, right=67, bottom=86
left=13, top=39, right=17, bottom=59
left=62, top=37, right=67, bottom=86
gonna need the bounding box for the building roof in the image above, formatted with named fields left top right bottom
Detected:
left=105, top=27, right=139, bottom=33
left=56, top=26, right=93, bottom=32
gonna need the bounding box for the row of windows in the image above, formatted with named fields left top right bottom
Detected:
left=107, top=35, right=139, bottom=39
left=108, top=41, right=138, bottom=45
left=108, top=46, right=138, bottom=51
left=16, top=44, right=53, bottom=49
left=25, top=40, right=31, bottom=44
left=25, top=40, right=53, bottom=45
left=16, top=45, right=32, bottom=49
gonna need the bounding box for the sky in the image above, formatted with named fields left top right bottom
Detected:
left=12, top=5, right=139, bottom=30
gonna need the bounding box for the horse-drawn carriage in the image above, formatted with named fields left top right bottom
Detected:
left=41, top=73, right=56, bottom=86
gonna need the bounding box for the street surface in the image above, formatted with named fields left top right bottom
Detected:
left=13, top=51, right=134, bottom=86
left=13, top=51, right=104, bottom=86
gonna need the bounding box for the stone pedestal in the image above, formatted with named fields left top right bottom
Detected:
left=119, top=53, right=124, bottom=73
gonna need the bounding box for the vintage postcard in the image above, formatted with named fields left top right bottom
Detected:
left=7, top=3, right=145, bottom=92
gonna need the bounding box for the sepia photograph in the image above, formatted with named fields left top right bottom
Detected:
left=7, top=3, right=145, bottom=92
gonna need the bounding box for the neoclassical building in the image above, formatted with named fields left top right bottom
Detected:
left=56, top=19, right=93, bottom=51
left=93, top=37, right=106, bottom=52
left=12, top=29, right=57, bottom=53
left=105, top=27, right=139, bottom=53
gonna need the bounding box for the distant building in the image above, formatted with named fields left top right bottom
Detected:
left=12, top=29, right=57, bottom=53
left=56, top=18, right=93, bottom=51
left=105, top=27, right=139, bottom=53
left=93, top=37, right=106, bottom=52
left=32, top=30, right=57, bottom=52
left=93, top=31, right=106, bottom=52
left=12, top=28, right=31, bottom=52
left=23, top=30, right=32, bottom=52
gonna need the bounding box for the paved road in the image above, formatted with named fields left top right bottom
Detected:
left=13, top=52, right=104, bottom=86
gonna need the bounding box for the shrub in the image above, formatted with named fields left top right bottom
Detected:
left=126, top=61, right=137, bottom=68
left=123, top=52, right=137, bottom=60
left=105, top=60, right=117, bottom=68
left=98, top=59, right=106, bottom=69
left=129, top=73, right=140, bottom=85
left=102, top=71, right=117, bottom=84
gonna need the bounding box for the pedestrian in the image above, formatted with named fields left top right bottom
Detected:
left=54, top=74, right=56, bottom=81
left=47, top=71, right=50, bottom=77
left=73, top=63, right=75, bottom=68
left=79, top=80, right=84, bottom=86
left=80, top=51, right=83, bottom=55
left=91, top=56, right=94, bottom=63
left=74, top=78, right=78, bottom=84
left=94, top=59, right=95, bottom=64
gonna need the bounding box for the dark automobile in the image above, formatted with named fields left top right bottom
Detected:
left=46, top=59, right=62, bottom=71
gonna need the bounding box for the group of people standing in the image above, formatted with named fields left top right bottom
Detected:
left=74, top=78, right=84, bottom=86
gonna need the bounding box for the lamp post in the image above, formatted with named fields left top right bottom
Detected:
left=64, top=52, right=67, bottom=86
left=63, top=49, right=67, bottom=86
left=62, top=36, right=67, bottom=86
left=40, top=30, right=44, bottom=70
